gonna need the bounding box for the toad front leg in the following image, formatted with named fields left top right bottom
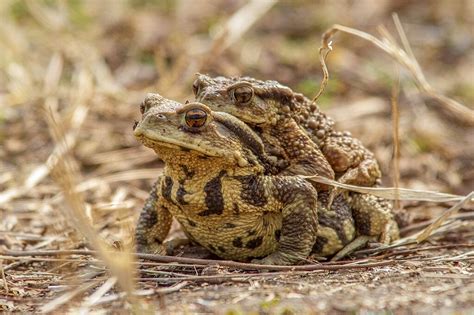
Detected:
left=135, top=177, right=174, bottom=254
left=252, top=176, right=319, bottom=265
left=269, top=120, right=335, bottom=189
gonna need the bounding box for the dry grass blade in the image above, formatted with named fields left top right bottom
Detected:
left=40, top=281, right=99, bottom=313
left=79, top=277, right=118, bottom=313
left=321, top=17, right=473, bottom=126
left=0, top=69, right=90, bottom=206
left=312, top=40, right=332, bottom=103
left=43, top=108, right=143, bottom=313
left=391, top=72, right=401, bottom=210
left=416, top=192, right=474, bottom=242
left=305, top=175, right=470, bottom=202
left=90, top=281, right=189, bottom=306
left=197, top=0, right=277, bottom=71
left=218, top=0, right=277, bottom=51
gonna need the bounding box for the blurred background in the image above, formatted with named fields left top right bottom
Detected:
left=0, top=0, right=473, bottom=312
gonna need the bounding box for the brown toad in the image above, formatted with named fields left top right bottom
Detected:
left=193, top=74, right=399, bottom=244
left=134, top=94, right=324, bottom=265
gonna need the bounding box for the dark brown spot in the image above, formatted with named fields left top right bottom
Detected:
left=143, top=209, right=158, bottom=229
left=235, top=175, right=267, bottom=206
left=217, top=246, right=226, bottom=253
left=245, top=236, right=263, bottom=249
left=176, top=185, right=188, bottom=205
left=139, top=183, right=160, bottom=229
left=247, top=229, right=256, bottom=236
left=233, top=203, right=240, bottom=215
left=318, top=192, right=353, bottom=244
left=312, top=236, right=328, bottom=254
left=187, top=219, right=197, bottom=227
left=180, top=165, right=195, bottom=179
left=161, top=176, right=173, bottom=202
left=224, top=223, right=237, bottom=229
left=232, top=237, right=243, bottom=248
left=208, top=244, right=216, bottom=252
left=198, top=171, right=226, bottom=216
left=274, top=229, right=281, bottom=241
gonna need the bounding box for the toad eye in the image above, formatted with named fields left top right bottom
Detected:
left=192, top=79, right=200, bottom=96
left=185, top=108, right=207, bottom=128
left=231, top=85, right=254, bottom=105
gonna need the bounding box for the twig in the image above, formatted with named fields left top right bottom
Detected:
left=3, top=249, right=396, bottom=272
left=135, top=269, right=327, bottom=284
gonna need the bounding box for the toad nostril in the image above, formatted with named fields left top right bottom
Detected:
left=132, top=121, right=138, bottom=130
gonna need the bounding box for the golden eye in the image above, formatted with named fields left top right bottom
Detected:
left=231, top=85, right=254, bottom=104
left=185, top=108, right=207, bottom=128
left=192, top=79, right=200, bottom=96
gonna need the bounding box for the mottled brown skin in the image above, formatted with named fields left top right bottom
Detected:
left=193, top=74, right=399, bottom=243
left=134, top=94, right=323, bottom=265
left=193, top=75, right=336, bottom=189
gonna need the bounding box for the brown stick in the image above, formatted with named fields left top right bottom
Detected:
left=3, top=249, right=396, bottom=272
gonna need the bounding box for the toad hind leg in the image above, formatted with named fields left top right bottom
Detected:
left=135, top=177, right=173, bottom=254
left=350, top=193, right=399, bottom=243
left=252, top=177, right=319, bottom=265
left=269, top=122, right=335, bottom=190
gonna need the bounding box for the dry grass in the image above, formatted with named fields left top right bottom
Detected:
left=321, top=15, right=473, bottom=126
left=1, top=0, right=473, bottom=313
